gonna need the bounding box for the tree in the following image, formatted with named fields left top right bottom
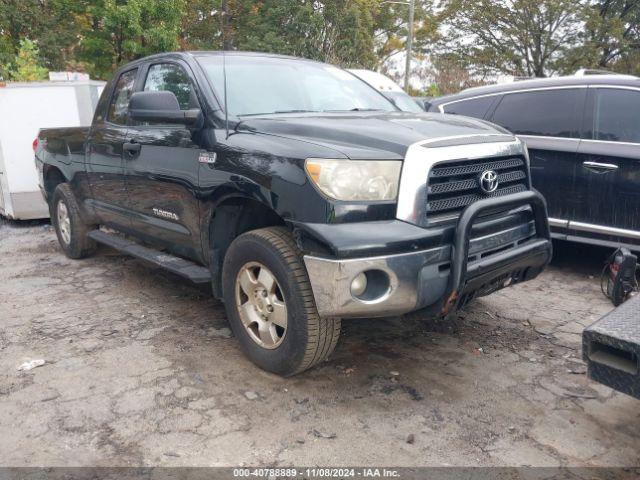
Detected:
left=233, top=0, right=380, bottom=67
left=416, top=53, right=487, bottom=95
left=180, top=0, right=226, bottom=51
left=0, top=0, right=90, bottom=77
left=374, top=0, right=439, bottom=69
left=562, top=0, right=640, bottom=74
left=80, top=0, right=186, bottom=79
left=441, top=0, right=584, bottom=78
left=9, top=0, right=636, bottom=86
left=7, top=38, right=48, bottom=81
left=181, top=0, right=383, bottom=69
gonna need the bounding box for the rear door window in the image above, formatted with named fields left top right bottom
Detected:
left=442, top=96, right=495, bottom=119
left=107, top=69, right=138, bottom=125
left=592, top=88, right=640, bottom=143
left=491, top=89, right=581, bottom=138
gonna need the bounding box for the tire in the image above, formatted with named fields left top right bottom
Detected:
left=222, top=226, right=341, bottom=376
left=50, top=183, right=96, bottom=259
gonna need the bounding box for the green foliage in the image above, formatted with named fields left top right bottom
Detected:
left=440, top=0, right=585, bottom=77
left=182, top=0, right=381, bottom=69
left=374, top=0, right=439, bottom=68
left=0, top=0, right=90, bottom=75
left=80, top=0, right=185, bottom=79
left=7, top=38, right=47, bottom=81
left=424, top=83, right=440, bottom=97
left=1, top=0, right=639, bottom=85
left=180, top=0, right=225, bottom=51
left=561, top=0, right=640, bottom=75
left=421, top=53, right=488, bottom=94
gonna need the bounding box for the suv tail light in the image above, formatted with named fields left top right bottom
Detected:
left=32, top=137, right=38, bottom=152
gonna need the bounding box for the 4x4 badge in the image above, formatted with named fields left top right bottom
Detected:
left=198, top=151, right=217, bottom=165
left=479, top=170, right=499, bottom=194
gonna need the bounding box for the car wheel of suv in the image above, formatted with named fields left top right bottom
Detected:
left=222, top=226, right=341, bottom=376
left=51, top=183, right=96, bottom=259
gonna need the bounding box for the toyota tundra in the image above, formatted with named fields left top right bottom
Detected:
left=35, top=52, right=552, bottom=375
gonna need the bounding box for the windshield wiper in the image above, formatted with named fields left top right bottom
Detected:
left=325, top=108, right=384, bottom=112
left=273, top=109, right=317, bottom=114
left=239, top=109, right=318, bottom=117
left=241, top=108, right=381, bottom=116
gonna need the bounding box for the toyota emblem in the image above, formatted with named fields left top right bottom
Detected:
left=479, top=170, right=499, bottom=194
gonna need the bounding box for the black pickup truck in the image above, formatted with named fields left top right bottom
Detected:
left=35, top=51, right=552, bottom=375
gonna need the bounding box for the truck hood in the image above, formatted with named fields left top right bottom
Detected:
left=238, top=111, right=512, bottom=160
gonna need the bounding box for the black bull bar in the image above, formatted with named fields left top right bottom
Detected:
left=442, top=190, right=552, bottom=315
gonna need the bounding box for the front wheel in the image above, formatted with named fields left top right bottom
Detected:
left=222, top=227, right=340, bottom=376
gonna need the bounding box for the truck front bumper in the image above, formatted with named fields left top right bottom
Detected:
left=302, top=191, right=552, bottom=318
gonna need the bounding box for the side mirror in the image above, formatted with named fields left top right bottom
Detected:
left=414, top=98, right=432, bottom=111
left=129, top=91, right=201, bottom=126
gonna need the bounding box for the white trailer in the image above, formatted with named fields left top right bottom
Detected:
left=0, top=80, right=105, bottom=219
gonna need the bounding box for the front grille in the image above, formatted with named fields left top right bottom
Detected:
left=426, top=155, right=529, bottom=220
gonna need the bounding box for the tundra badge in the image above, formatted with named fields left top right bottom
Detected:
left=152, top=208, right=179, bottom=221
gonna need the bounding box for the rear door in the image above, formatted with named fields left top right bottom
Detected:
left=488, top=88, right=586, bottom=225
left=86, top=67, right=138, bottom=229
left=573, top=86, right=640, bottom=245
left=123, top=61, right=205, bottom=261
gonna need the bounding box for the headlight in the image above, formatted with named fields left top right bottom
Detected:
left=305, top=159, right=401, bottom=201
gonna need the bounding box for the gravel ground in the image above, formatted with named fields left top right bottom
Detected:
left=0, top=220, right=638, bottom=468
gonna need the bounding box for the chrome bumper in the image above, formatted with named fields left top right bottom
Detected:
left=303, top=218, right=544, bottom=318
left=304, top=247, right=449, bottom=318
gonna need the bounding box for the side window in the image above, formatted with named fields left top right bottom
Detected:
left=593, top=88, right=640, bottom=143
left=144, top=63, right=197, bottom=110
left=442, top=96, right=494, bottom=119
left=491, top=89, right=580, bottom=138
left=107, top=69, right=138, bottom=125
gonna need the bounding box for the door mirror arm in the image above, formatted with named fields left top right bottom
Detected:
left=130, top=108, right=202, bottom=126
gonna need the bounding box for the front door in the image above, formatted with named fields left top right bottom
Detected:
left=572, top=86, right=640, bottom=246
left=86, top=67, right=138, bottom=230
left=123, top=61, right=204, bottom=261
left=488, top=88, right=586, bottom=225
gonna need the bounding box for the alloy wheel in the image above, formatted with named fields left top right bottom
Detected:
left=235, top=262, right=287, bottom=349
left=57, top=200, right=71, bottom=245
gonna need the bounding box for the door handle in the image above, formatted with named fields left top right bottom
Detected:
left=123, top=141, right=141, bottom=157
left=582, top=161, right=618, bottom=172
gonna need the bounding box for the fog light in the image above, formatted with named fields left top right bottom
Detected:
left=350, top=272, right=368, bottom=297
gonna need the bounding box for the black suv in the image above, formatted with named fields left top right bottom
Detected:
left=35, top=52, right=552, bottom=375
left=428, top=73, right=640, bottom=250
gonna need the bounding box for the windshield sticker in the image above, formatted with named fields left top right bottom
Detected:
left=198, top=151, right=217, bottom=165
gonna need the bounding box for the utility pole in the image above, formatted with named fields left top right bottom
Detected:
left=381, top=0, right=415, bottom=92
left=404, top=0, right=415, bottom=91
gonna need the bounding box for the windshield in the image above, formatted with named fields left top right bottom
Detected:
left=196, top=55, right=397, bottom=116
left=385, top=92, right=425, bottom=113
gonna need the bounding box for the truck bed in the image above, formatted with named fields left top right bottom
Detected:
left=583, top=294, right=640, bottom=399
left=39, top=126, right=90, bottom=156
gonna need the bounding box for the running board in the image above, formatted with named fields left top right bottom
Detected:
left=88, top=230, right=212, bottom=284
left=583, top=294, right=640, bottom=399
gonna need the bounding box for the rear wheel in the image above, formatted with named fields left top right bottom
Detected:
left=222, top=227, right=340, bottom=376
left=50, top=183, right=96, bottom=259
